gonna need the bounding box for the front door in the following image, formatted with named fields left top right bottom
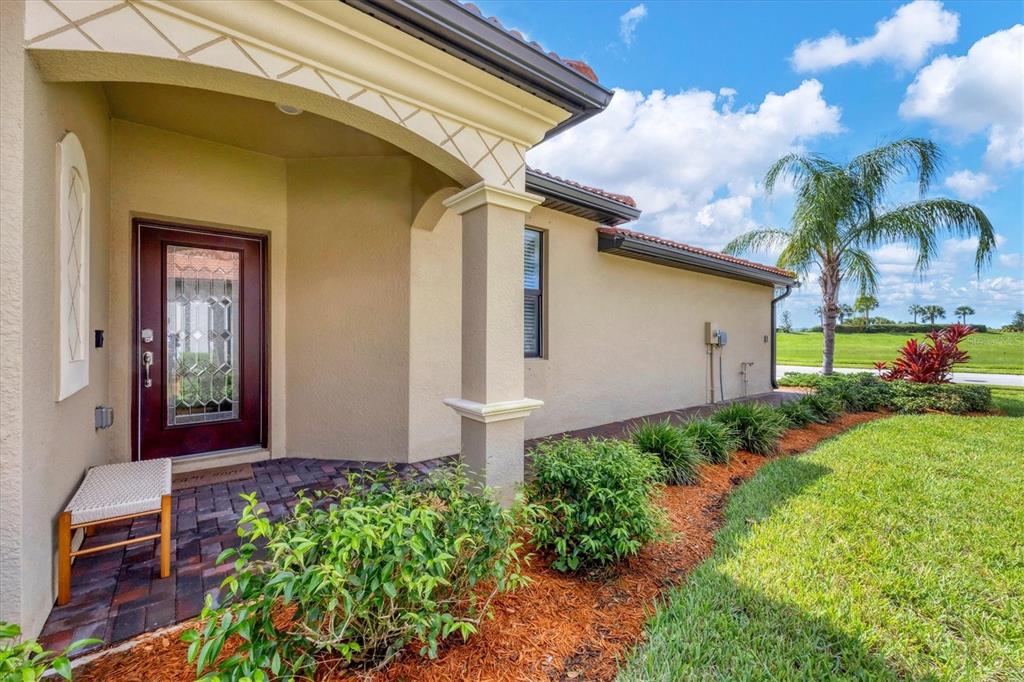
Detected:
left=135, top=220, right=266, bottom=460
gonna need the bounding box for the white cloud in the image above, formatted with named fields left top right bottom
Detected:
left=527, top=81, right=842, bottom=249
left=900, top=25, right=1024, bottom=168
left=791, top=0, right=958, bottom=72
left=998, top=253, right=1023, bottom=269
left=944, top=170, right=996, bottom=199
left=619, top=4, right=647, bottom=46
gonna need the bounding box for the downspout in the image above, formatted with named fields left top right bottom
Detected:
left=770, top=284, right=795, bottom=389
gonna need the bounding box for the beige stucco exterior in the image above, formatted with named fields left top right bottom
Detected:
left=1, top=0, right=785, bottom=641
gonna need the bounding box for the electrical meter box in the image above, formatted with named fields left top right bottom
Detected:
left=705, top=322, right=727, bottom=346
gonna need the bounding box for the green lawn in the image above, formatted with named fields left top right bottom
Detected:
left=992, top=386, right=1024, bottom=417
left=619, top=415, right=1024, bottom=681
left=776, top=331, right=1024, bottom=374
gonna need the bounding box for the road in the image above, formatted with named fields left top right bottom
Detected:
left=777, top=365, right=1023, bottom=388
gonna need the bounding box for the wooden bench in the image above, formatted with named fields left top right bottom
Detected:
left=58, top=459, right=172, bottom=605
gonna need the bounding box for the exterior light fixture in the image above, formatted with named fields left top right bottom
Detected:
left=275, top=102, right=303, bottom=115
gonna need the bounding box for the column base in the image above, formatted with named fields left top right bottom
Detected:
left=444, top=398, right=543, bottom=505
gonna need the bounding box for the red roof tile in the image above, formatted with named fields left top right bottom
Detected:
left=456, top=2, right=601, bottom=83
left=528, top=167, right=637, bottom=208
left=596, top=227, right=796, bottom=279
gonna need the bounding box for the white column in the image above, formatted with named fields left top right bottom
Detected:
left=443, top=182, right=544, bottom=504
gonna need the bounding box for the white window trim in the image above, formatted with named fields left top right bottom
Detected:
left=56, top=132, right=90, bottom=401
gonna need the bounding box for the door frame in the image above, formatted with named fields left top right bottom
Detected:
left=131, top=217, right=269, bottom=461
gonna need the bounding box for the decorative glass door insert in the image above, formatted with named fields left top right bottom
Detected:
left=166, top=246, right=240, bottom=425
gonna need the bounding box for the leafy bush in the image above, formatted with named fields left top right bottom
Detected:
left=710, top=403, right=789, bottom=456
left=0, top=621, right=99, bottom=681
left=527, top=438, right=666, bottom=572
left=817, top=373, right=891, bottom=412
left=777, top=399, right=817, bottom=428
left=681, top=419, right=739, bottom=465
left=629, top=419, right=705, bottom=484
left=888, top=381, right=992, bottom=414
left=778, top=373, right=829, bottom=388
left=798, top=393, right=844, bottom=423
left=185, top=465, right=529, bottom=679
left=875, top=324, right=976, bottom=383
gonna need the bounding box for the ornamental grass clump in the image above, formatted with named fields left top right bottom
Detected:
left=681, top=419, right=739, bottom=464
left=184, top=465, right=529, bottom=679
left=629, top=419, right=705, bottom=484
left=798, top=393, right=844, bottom=423
left=527, top=437, right=667, bottom=572
left=777, top=399, right=817, bottom=428
left=710, top=402, right=789, bottom=456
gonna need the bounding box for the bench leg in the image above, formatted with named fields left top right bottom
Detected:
left=57, top=511, right=72, bottom=605
left=160, top=494, right=171, bottom=579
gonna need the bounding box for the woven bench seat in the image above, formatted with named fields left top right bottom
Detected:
left=58, top=458, right=173, bottom=605
left=65, top=459, right=171, bottom=524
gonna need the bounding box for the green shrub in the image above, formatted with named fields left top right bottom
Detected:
left=777, top=399, right=816, bottom=428
left=710, top=403, right=789, bottom=456
left=834, top=323, right=987, bottom=333
left=798, top=393, right=844, bottom=423
left=817, top=373, right=891, bottom=412
left=681, top=419, right=739, bottom=464
left=185, top=465, right=529, bottom=679
left=777, top=373, right=828, bottom=388
left=629, top=419, right=705, bottom=484
left=888, top=382, right=992, bottom=414
left=527, top=438, right=666, bottom=572
left=0, top=622, right=99, bottom=681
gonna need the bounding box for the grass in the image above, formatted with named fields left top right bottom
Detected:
left=776, top=330, right=1024, bottom=374
left=619, top=415, right=1024, bottom=680
left=992, top=386, right=1024, bottom=417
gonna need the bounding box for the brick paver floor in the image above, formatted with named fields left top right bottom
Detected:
left=38, top=457, right=449, bottom=655
left=40, top=390, right=797, bottom=655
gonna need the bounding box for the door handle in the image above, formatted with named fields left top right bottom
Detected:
left=142, top=351, right=154, bottom=388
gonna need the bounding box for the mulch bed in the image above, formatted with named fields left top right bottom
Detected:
left=74, top=412, right=883, bottom=682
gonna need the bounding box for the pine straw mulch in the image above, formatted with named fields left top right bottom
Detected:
left=74, top=412, right=883, bottom=682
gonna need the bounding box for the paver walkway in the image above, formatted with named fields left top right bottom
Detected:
left=39, top=391, right=797, bottom=655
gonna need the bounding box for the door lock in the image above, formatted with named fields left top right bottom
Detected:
left=142, top=351, right=154, bottom=388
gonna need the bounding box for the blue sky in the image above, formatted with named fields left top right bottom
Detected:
left=478, top=0, right=1023, bottom=327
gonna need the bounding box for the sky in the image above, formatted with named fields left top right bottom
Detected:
left=477, top=0, right=1024, bottom=328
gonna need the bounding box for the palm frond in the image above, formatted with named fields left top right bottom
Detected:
left=848, top=138, right=943, bottom=201
left=840, top=247, right=879, bottom=296
left=763, top=153, right=842, bottom=196
left=722, top=228, right=791, bottom=256
left=855, top=198, right=996, bottom=273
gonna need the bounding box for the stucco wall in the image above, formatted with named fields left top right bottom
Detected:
left=284, top=157, right=414, bottom=461
left=524, top=208, right=774, bottom=438
left=3, top=49, right=113, bottom=634
left=408, top=205, right=775, bottom=452
left=108, top=120, right=289, bottom=459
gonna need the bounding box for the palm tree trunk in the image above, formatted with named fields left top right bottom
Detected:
left=819, top=264, right=840, bottom=375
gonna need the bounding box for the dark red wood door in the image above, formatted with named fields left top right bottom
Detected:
left=135, top=221, right=266, bottom=460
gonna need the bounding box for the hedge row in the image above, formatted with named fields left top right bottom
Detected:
left=779, top=372, right=992, bottom=414
left=805, top=323, right=988, bottom=334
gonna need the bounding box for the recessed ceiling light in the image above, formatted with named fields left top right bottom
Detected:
left=275, top=103, right=303, bottom=116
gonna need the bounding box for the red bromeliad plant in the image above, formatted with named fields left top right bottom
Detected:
left=875, top=324, right=974, bottom=383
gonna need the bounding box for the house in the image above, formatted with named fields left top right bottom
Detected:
left=0, top=0, right=795, bottom=640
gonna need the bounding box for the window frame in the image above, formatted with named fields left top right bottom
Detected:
left=524, top=227, right=544, bottom=359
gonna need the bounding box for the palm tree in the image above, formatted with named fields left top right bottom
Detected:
left=813, top=305, right=823, bottom=325
left=922, top=304, right=946, bottom=324
left=908, top=303, right=924, bottom=324
left=854, top=294, right=879, bottom=326
left=954, top=305, right=975, bottom=324
left=838, top=303, right=853, bottom=324
left=725, top=139, right=995, bottom=374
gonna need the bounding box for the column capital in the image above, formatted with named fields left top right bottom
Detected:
left=443, top=181, right=543, bottom=216
left=443, top=397, right=544, bottom=423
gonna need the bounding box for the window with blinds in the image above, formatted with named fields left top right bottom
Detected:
left=524, top=228, right=543, bottom=357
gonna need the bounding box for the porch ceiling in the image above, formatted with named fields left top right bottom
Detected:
left=104, top=82, right=408, bottom=159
